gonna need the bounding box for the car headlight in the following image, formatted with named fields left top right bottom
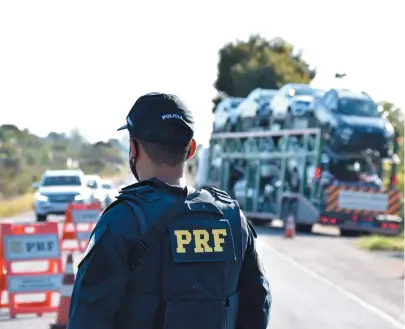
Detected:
left=35, top=193, right=49, bottom=202
left=340, top=127, right=354, bottom=140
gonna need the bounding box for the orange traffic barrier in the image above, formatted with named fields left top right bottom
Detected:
left=284, top=214, right=296, bottom=239
left=50, top=253, right=75, bottom=329
left=61, top=202, right=102, bottom=253
left=0, top=222, right=63, bottom=318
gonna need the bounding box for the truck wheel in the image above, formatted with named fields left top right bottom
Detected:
left=340, top=229, right=359, bottom=237
left=296, top=223, right=313, bottom=233
left=36, top=214, right=47, bottom=222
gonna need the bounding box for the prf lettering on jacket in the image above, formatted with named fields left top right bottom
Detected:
left=174, top=229, right=227, bottom=253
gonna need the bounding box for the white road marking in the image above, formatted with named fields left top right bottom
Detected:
left=259, top=240, right=404, bottom=329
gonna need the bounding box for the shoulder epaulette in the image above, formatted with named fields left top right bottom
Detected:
left=202, top=186, right=233, bottom=203
left=119, top=180, right=161, bottom=203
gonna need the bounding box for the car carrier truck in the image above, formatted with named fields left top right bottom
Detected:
left=193, top=128, right=402, bottom=237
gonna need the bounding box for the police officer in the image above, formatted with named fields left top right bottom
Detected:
left=67, top=93, right=272, bottom=329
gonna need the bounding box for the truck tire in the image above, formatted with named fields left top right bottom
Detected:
left=296, top=223, right=313, bottom=233
left=36, top=214, right=47, bottom=222
left=340, top=229, right=360, bottom=237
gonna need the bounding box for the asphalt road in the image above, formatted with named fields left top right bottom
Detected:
left=0, top=214, right=404, bottom=328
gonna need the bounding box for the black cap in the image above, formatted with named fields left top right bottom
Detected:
left=117, top=92, right=194, bottom=146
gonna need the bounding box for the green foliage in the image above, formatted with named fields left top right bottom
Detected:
left=0, top=125, right=126, bottom=199
left=213, top=35, right=316, bottom=111
left=380, top=103, right=404, bottom=137
left=379, top=102, right=404, bottom=194
left=356, top=234, right=404, bottom=251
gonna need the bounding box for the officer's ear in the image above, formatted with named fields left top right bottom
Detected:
left=186, top=139, right=197, bottom=160
left=129, top=139, right=138, bottom=160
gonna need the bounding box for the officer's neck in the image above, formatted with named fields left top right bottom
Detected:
left=146, top=166, right=185, bottom=186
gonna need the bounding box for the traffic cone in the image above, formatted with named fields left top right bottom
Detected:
left=284, top=215, right=296, bottom=239
left=50, top=253, right=75, bottom=329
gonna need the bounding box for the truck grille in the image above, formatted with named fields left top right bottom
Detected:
left=353, top=131, right=384, bottom=149
left=45, top=193, right=78, bottom=203
left=295, top=101, right=310, bottom=107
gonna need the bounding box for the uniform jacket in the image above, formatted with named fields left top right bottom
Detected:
left=67, top=178, right=271, bottom=329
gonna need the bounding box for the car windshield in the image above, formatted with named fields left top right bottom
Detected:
left=231, top=100, right=243, bottom=108
left=338, top=98, right=379, bottom=117
left=102, top=184, right=112, bottom=190
left=258, top=95, right=275, bottom=103
left=42, top=175, right=82, bottom=186
left=290, top=87, right=317, bottom=96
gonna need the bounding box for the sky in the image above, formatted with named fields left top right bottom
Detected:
left=0, top=0, right=404, bottom=146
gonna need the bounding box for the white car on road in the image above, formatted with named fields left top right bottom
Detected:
left=33, top=169, right=92, bottom=222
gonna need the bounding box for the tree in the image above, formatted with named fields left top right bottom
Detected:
left=379, top=102, right=404, bottom=196
left=379, top=102, right=404, bottom=138
left=0, top=124, right=126, bottom=199
left=213, top=35, right=316, bottom=112
left=69, top=128, right=87, bottom=145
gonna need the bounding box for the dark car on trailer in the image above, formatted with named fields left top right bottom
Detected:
left=313, top=89, right=395, bottom=157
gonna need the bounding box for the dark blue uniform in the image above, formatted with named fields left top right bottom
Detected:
left=67, top=178, right=271, bottom=329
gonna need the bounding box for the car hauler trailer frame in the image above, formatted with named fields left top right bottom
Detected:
left=201, top=128, right=402, bottom=236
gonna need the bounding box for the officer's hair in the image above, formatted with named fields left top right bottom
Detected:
left=137, top=138, right=190, bottom=166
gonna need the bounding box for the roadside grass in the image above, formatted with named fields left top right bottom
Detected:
left=356, top=233, right=404, bottom=251
left=0, top=194, right=34, bottom=218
